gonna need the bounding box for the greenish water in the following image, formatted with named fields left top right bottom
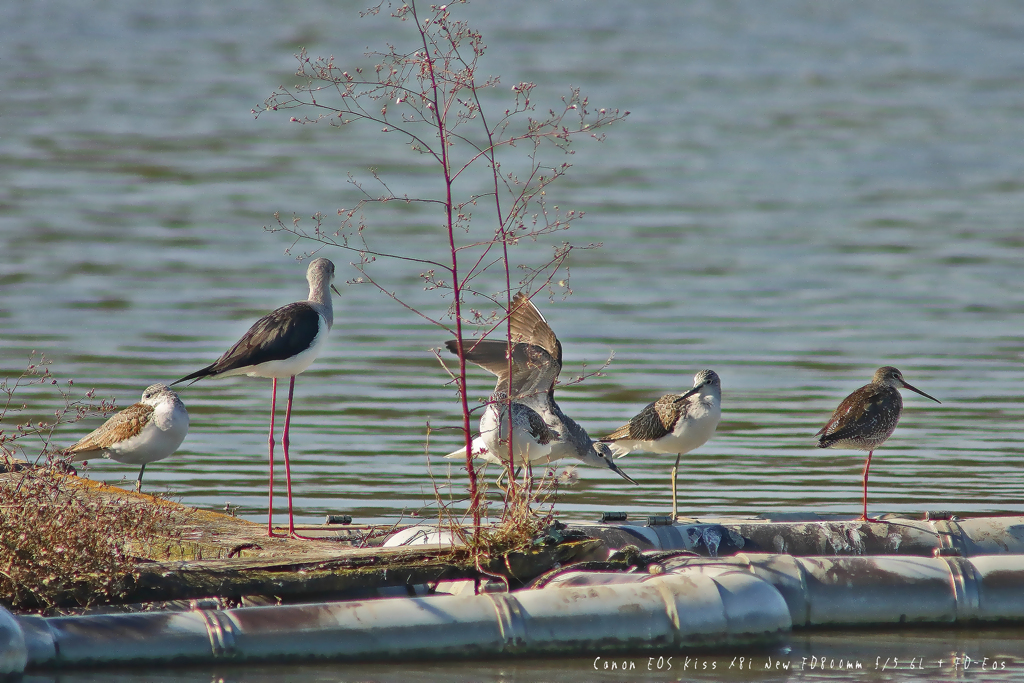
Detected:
left=4, top=1, right=1024, bottom=677
left=3, top=0, right=1024, bottom=526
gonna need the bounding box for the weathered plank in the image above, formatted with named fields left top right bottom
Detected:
left=123, top=540, right=604, bottom=604
left=3, top=465, right=606, bottom=610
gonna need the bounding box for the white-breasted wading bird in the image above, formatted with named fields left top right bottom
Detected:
left=601, top=369, right=722, bottom=519
left=68, top=383, right=189, bottom=493
left=172, top=257, right=340, bottom=538
left=445, top=292, right=636, bottom=485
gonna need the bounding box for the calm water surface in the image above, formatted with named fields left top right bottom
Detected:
left=4, top=0, right=1024, bottom=679
left=2, top=0, right=1024, bottom=525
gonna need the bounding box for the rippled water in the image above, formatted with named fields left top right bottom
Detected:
left=6, top=1, right=1024, bottom=680
left=3, top=0, right=1024, bottom=532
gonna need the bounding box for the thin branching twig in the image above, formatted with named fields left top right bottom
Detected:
left=254, top=0, right=627, bottom=553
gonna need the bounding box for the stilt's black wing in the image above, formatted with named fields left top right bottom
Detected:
left=172, top=302, right=321, bottom=385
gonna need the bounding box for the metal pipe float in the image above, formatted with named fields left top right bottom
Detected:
left=569, top=514, right=1024, bottom=557
left=9, top=566, right=788, bottom=671
left=0, top=606, right=27, bottom=676
left=542, top=553, right=1024, bottom=627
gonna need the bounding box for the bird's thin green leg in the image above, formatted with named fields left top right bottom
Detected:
left=671, top=453, right=682, bottom=519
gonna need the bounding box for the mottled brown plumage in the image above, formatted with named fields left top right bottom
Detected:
left=603, top=395, right=686, bottom=443
left=816, top=366, right=940, bottom=521
left=526, top=410, right=557, bottom=446
left=69, top=403, right=154, bottom=452
left=446, top=293, right=562, bottom=405
left=508, top=292, right=561, bottom=361
left=601, top=370, right=722, bottom=518
left=67, top=384, right=189, bottom=492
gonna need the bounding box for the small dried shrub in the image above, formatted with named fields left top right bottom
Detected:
left=0, top=467, right=182, bottom=612
left=258, top=0, right=627, bottom=538
left=436, top=464, right=573, bottom=578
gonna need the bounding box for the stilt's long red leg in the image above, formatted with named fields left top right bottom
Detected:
left=281, top=375, right=306, bottom=539
left=268, top=377, right=278, bottom=536
left=861, top=450, right=874, bottom=522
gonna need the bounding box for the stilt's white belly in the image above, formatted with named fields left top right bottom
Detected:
left=217, top=316, right=330, bottom=380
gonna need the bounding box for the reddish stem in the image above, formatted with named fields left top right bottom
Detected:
left=413, top=1, right=480, bottom=535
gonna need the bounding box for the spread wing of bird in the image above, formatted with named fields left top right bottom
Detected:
left=445, top=293, right=563, bottom=404
left=508, top=293, right=560, bottom=360
left=68, top=402, right=154, bottom=458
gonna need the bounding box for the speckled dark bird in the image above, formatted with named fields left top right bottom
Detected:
left=445, top=292, right=636, bottom=485
left=816, top=366, right=940, bottom=521
left=601, top=370, right=721, bottom=519
left=172, top=257, right=340, bottom=538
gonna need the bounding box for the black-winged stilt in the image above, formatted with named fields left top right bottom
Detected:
left=173, top=257, right=340, bottom=538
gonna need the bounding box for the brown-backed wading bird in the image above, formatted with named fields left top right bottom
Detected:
left=68, top=383, right=189, bottom=493
left=601, top=369, right=721, bottom=519
left=445, top=293, right=636, bottom=486
left=816, top=366, right=940, bottom=521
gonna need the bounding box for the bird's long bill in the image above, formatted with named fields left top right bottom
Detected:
left=901, top=381, right=941, bottom=404
left=610, top=462, right=638, bottom=485
left=674, top=384, right=703, bottom=402
left=331, top=284, right=342, bottom=296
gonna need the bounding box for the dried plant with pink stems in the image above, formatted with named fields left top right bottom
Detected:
left=256, top=0, right=627, bottom=542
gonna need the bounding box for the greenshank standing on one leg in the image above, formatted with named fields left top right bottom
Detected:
left=67, top=383, right=189, bottom=493
left=601, top=370, right=721, bottom=519
left=815, top=366, right=940, bottom=521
